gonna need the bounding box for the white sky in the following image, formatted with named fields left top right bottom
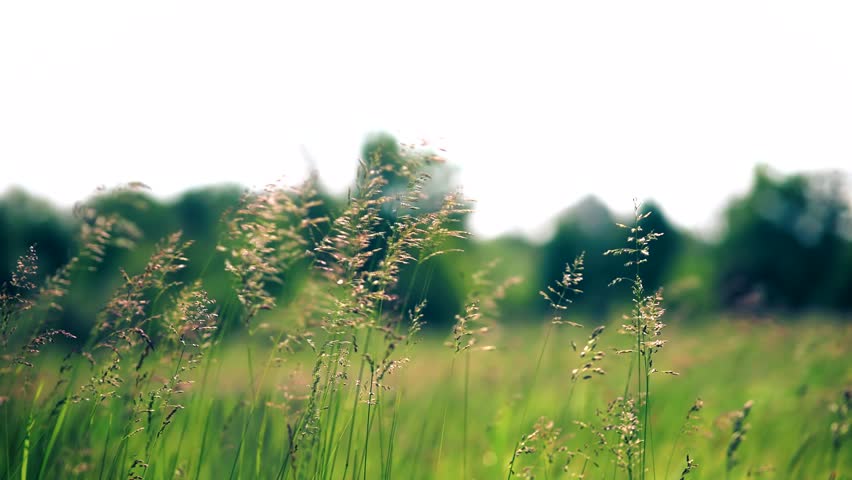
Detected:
left=2, top=1, right=851, bottom=239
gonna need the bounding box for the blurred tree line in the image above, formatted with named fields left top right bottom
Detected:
left=2, top=136, right=851, bottom=336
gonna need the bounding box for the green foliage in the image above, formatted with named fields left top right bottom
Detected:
left=3, top=163, right=852, bottom=325
left=0, top=189, right=73, bottom=286
left=716, top=166, right=851, bottom=311
left=540, top=196, right=624, bottom=316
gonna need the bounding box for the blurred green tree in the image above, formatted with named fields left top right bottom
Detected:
left=715, top=166, right=851, bottom=311
left=540, top=196, right=623, bottom=317
left=0, top=188, right=73, bottom=282
left=360, top=133, right=470, bottom=327
left=539, top=197, right=683, bottom=320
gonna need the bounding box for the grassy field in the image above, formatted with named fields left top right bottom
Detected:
left=2, top=157, right=851, bottom=479
left=2, top=315, right=850, bottom=479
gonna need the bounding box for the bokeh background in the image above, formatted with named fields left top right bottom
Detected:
left=2, top=132, right=851, bottom=335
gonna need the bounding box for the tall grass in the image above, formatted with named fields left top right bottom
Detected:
left=1, top=148, right=850, bottom=479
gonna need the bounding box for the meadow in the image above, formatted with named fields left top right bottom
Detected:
left=1, top=152, right=850, bottom=479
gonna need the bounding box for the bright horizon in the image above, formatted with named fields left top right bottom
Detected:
left=2, top=1, right=851, bottom=239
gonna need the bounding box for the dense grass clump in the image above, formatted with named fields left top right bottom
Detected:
left=1, top=149, right=850, bottom=479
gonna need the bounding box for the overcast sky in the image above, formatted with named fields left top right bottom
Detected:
left=2, top=1, right=850, bottom=239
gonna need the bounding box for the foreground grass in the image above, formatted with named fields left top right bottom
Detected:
left=2, top=156, right=850, bottom=479
left=3, top=316, right=849, bottom=479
